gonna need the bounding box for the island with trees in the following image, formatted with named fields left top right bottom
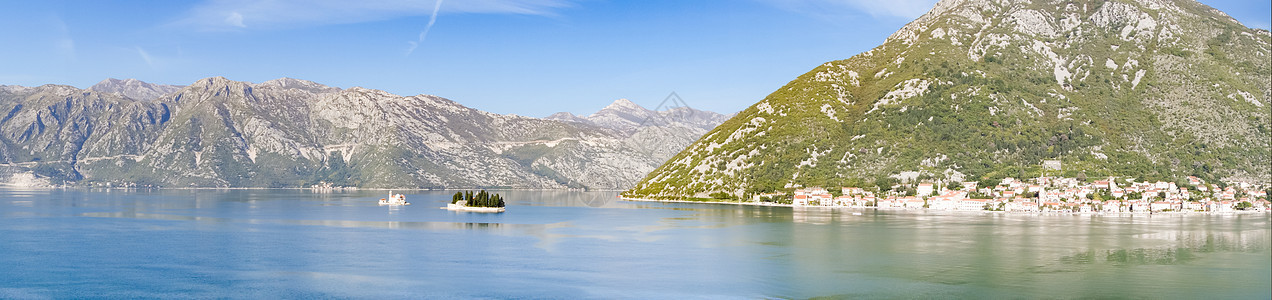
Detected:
left=447, top=190, right=506, bottom=213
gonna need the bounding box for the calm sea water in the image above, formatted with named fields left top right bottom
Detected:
left=1, top=188, right=1268, bottom=299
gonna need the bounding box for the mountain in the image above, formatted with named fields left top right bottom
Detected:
left=87, top=78, right=184, bottom=101
left=627, top=0, right=1271, bottom=198
left=0, top=78, right=726, bottom=189
left=547, top=99, right=732, bottom=163
left=546, top=98, right=731, bottom=133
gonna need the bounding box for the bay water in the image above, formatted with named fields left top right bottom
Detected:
left=1, top=189, right=1268, bottom=298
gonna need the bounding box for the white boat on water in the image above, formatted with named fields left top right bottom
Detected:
left=379, top=191, right=410, bottom=206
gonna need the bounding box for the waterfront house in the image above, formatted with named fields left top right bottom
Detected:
left=917, top=183, right=934, bottom=198
left=811, top=193, right=832, bottom=206
left=1040, top=202, right=1064, bottom=212
left=879, top=196, right=898, bottom=208
left=1127, top=200, right=1148, bottom=212
left=1102, top=200, right=1122, bottom=212
left=1254, top=200, right=1271, bottom=212
left=929, top=197, right=958, bottom=210
left=834, top=195, right=851, bottom=206
left=1004, top=200, right=1024, bottom=212
left=903, top=196, right=924, bottom=208
left=1215, top=201, right=1234, bottom=212
left=960, top=199, right=990, bottom=211
left=794, top=194, right=809, bottom=206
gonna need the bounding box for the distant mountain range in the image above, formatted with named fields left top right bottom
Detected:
left=0, top=77, right=728, bottom=189
left=629, top=0, right=1271, bottom=198
left=87, top=78, right=184, bottom=102
left=547, top=98, right=729, bottom=133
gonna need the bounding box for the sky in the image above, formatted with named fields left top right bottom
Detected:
left=1, top=0, right=1268, bottom=117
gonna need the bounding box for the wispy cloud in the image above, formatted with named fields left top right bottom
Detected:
left=136, top=47, right=155, bottom=68
left=173, top=0, right=577, bottom=31
left=225, top=12, right=246, bottom=28
left=757, top=0, right=938, bottom=20
left=51, top=16, right=76, bottom=61
left=56, top=38, right=76, bottom=60
left=405, top=0, right=445, bottom=57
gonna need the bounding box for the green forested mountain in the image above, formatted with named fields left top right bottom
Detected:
left=628, top=0, right=1270, bottom=198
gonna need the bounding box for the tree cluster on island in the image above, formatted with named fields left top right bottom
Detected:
left=452, top=190, right=506, bottom=208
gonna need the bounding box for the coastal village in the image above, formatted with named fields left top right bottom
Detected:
left=758, top=176, right=1271, bottom=213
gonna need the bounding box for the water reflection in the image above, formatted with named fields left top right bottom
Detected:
left=1058, top=229, right=1269, bottom=266
left=2, top=188, right=1269, bottom=299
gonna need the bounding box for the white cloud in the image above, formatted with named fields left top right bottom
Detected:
left=174, top=0, right=577, bottom=31
left=757, top=0, right=938, bottom=20
left=225, top=12, right=246, bottom=28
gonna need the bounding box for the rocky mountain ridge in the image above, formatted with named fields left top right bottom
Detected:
left=0, top=77, right=726, bottom=189
left=87, top=78, right=184, bottom=101
left=547, top=98, right=731, bottom=132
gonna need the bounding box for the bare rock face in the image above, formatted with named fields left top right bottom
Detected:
left=629, top=0, right=1270, bottom=198
left=0, top=78, right=728, bottom=189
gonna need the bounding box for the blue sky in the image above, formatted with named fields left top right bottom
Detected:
left=1, top=0, right=1268, bottom=117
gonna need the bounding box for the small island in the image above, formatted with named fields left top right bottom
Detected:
left=446, top=190, right=506, bottom=213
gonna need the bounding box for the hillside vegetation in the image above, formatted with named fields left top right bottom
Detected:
left=628, top=0, right=1270, bottom=198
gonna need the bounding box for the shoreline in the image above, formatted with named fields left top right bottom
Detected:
left=444, top=203, right=506, bottom=213
left=620, top=197, right=1271, bottom=215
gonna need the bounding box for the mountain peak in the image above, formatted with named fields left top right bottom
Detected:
left=257, top=77, right=340, bottom=94
left=546, top=111, right=579, bottom=119
left=88, top=78, right=183, bottom=101
left=192, top=76, right=235, bottom=86
left=601, top=99, right=647, bottom=112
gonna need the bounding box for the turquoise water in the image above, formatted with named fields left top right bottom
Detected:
left=1, top=188, right=1269, bottom=298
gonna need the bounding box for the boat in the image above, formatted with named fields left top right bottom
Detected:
left=379, top=191, right=410, bottom=206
